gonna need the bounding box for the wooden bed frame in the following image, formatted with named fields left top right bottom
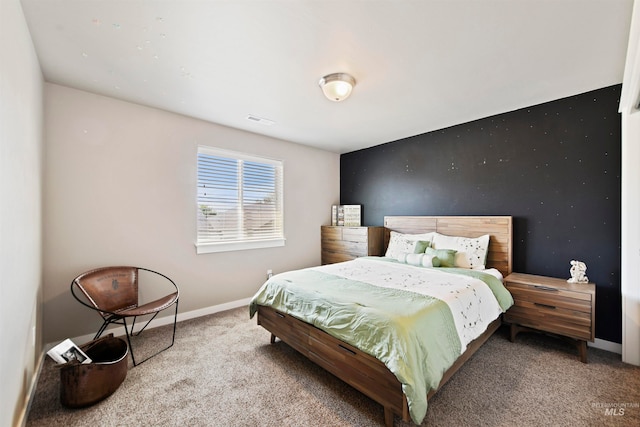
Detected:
left=256, top=216, right=513, bottom=426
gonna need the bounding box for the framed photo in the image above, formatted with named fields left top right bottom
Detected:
left=342, top=205, right=361, bottom=226
left=331, top=204, right=362, bottom=226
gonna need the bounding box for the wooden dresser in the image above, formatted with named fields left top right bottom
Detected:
left=504, top=272, right=595, bottom=363
left=321, top=226, right=384, bottom=265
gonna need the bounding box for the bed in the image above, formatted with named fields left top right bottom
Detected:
left=250, top=216, right=513, bottom=426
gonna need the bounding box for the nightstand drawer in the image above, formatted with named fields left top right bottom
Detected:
left=504, top=302, right=592, bottom=341
left=505, top=282, right=592, bottom=313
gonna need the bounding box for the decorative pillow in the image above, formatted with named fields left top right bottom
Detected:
left=405, top=253, right=424, bottom=266
left=421, top=254, right=440, bottom=268
left=385, top=231, right=434, bottom=259
left=431, top=232, right=490, bottom=269
left=425, top=247, right=457, bottom=267
left=482, top=268, right=504, bottom=281
left=396, top=252, right=440, bottom=268
left=414, top=239, right=431, bottom=253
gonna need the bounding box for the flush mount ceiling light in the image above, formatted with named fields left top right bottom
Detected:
left=318, top=73, right=356, bottom=102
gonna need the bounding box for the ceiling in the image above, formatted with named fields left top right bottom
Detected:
left=20, top=0, right=634, bottom=154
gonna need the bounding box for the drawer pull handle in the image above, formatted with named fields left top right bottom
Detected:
left=533, top=285, right=559, bottom=292
left=338, top=344, right=356, bottom=356
left=275, top=312, right=285, bottom=318
left=534, top=302, right=557, bottom=310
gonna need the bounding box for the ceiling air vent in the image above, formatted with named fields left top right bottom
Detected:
left=246, top=115, right=275, bottom=126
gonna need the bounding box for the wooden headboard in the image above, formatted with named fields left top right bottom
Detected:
left=383, top=216, right=513, bottom=277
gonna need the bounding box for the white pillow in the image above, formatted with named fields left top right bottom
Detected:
left=421, top=254, right=440, bottom=268
left=481, top=268, right=504, bottom=281
left=385, top=231, right=435, bottom=259
left=405, top=253, right=424, bottom=266
left=431, top=232, right=490, bottom=269
left=396, top=252, right=439, bottom=268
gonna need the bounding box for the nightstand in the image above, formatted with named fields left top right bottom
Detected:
left=321, top=226, right=384, bottom=265
left=503, top=272, right=595, bottom=363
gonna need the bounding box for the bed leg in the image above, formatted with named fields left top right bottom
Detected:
left=383, top=407, right=394, bottom=427
left=270, top=333, right=276, bottom=344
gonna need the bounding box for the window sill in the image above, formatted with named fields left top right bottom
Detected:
left=196, top=238, right=285, bottom=254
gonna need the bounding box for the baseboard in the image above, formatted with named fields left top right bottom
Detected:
left=17, top=350, right=46, bottom=427
left=44, top=297, right=253, bottom=351
left=589, top=338, right=622, bottom=354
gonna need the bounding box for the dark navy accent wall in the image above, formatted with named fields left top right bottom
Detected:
left=340, top=85, right=622, bottom=343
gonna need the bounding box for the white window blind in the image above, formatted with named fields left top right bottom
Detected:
left=196, top=146, right=284, bottom=253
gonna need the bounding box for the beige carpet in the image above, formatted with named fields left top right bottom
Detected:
left=27, top=307, right=640, bottom=426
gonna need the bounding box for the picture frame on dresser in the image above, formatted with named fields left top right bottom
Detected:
left=331, top=204, right=362, bottom=227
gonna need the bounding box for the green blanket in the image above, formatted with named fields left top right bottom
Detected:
left=249, top=261, right=512, bottom=423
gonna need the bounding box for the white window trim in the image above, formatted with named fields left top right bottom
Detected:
left=195, top=145, right=285, bottom=254
left=196, top=238, right=286, bottom=254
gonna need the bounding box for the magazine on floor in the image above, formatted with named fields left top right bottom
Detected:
left=47, top=338, right=92, bottom=364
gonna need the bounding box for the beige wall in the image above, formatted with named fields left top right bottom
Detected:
left=43, top=83, right=340, bottom=343
left=0, top=0, right=44, bottom=425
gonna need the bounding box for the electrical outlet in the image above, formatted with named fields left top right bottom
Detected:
left=267, top=269, right=273, bottom=279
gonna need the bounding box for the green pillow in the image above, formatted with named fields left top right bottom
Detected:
left=414, top=240, right=431, bottom=253
left=422, top=254, right=441, bottom=268
left=425, top=247, right=457, bottom=267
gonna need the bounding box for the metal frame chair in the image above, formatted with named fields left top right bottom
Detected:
left=71, top=266, right=179, bottom=366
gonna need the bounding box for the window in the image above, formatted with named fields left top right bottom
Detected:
left=196, top=146, right=284, bottom=254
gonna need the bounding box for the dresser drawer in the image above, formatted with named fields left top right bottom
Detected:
left=322, top=227, right=369, bottom=243
left=322, top=240, right=368, bottom=255
left=321, top=226, right=344, bottom=241
left=321, top=226, right=384, bottom=264
left=341, top=227, right=369, bottom=241
left=321, top=251, right=357, bottom=265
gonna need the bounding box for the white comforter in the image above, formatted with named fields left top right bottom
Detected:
left=312, top=257, right=505, bottom=352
